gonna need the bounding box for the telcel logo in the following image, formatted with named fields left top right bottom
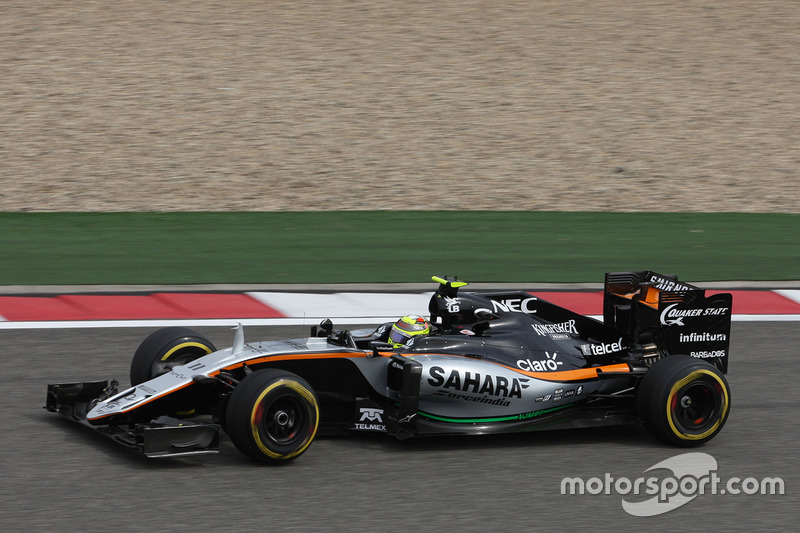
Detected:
left=581, top=337, right=625, bottom=357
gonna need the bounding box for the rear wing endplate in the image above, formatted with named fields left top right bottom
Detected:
left=603, top=271, right=732, bottom=373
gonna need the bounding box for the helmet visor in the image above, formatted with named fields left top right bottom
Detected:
left=389, top=328, right=412, bottom=346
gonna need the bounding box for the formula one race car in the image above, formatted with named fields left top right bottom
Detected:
left=46, top=272, right=733, bottom=463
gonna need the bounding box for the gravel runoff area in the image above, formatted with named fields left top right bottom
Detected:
left=2, top=1, right=798, bottom=213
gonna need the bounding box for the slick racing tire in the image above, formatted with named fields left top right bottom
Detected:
left=225, top=369, right=320, bottom=464
left=130, top=327, right=217, bottom=385
left=637, top=355, right=730, bottom=446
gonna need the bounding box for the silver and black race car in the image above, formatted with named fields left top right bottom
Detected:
left=46, top=272, right=732, bottom=463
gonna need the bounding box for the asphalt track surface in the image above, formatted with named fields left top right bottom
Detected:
left=2, top=323, right=797, bottom=531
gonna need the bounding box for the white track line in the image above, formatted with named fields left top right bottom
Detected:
left=0, top=314, right=797, bottom=329
left=775, top=289, right=800, bottom=305
left=0, top=317, right=396, bottom=330
left=247, top=291, right=433, bottom=318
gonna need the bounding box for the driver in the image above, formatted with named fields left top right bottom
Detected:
left=388, top=315, right=431, bottom=348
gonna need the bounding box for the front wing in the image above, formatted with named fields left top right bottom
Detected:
left=46, top=381, right=219, bottom=458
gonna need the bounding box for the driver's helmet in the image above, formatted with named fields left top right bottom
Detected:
left=389, top=315, right=431, bottom=348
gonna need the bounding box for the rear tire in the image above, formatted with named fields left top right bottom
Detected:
left=637, top=355, right=730, bottom=446
left=130, top=327, right=216, bottom=385
left=225, top=369, right=319, bottom=464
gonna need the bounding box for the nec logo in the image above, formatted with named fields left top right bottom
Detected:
left=490, top=297, right=537, bottom=314
left=475, top=297, right=538, bottom=316
left=359, top=408, right=384, bottom=423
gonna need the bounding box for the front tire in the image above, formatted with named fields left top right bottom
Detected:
left=130, top=327, right=216, bottom=385
left=225, top=369, right=319, bottom=464
left=637, top=355, right=731, bottom=446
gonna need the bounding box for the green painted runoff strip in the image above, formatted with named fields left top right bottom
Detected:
left=1, top=212, right=797, bottom=285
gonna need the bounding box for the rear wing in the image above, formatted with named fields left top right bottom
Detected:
left=603, top=271, right=732, bottom=373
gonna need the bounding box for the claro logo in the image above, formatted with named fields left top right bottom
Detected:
left=516, top=352, right=563, bottom=372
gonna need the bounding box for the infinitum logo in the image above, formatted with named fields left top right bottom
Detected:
left=561, top=453, right=784, bottom=516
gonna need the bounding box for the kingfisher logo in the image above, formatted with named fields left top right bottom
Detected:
left=531, top=320, right=578, bottom=337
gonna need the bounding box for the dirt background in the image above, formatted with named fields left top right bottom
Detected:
left=2, top=1, right=798, bottom=212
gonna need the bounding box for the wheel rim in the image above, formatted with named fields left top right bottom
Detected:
left=669, top=373, right=725, bottom=437
left=255, top=394, right=309, bottom=447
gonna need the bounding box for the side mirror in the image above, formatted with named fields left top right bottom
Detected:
left=474, top=309, right=499, bottom=320
left=369, top=341, right=395, bottom=358
left=192, top=375, right=218, bottom=385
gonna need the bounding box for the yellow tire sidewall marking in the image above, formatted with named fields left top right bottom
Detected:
left=666, top=368, right=729, bottom=441
left=250, top=380, right=320, bottom=460
left=160, top=342, right=213, bottom=362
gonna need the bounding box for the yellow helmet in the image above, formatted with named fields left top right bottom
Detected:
left=389, top=315, right=431, bottom=348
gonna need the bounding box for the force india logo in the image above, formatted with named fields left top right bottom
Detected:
left=427, top=366, right=530, bottom=399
